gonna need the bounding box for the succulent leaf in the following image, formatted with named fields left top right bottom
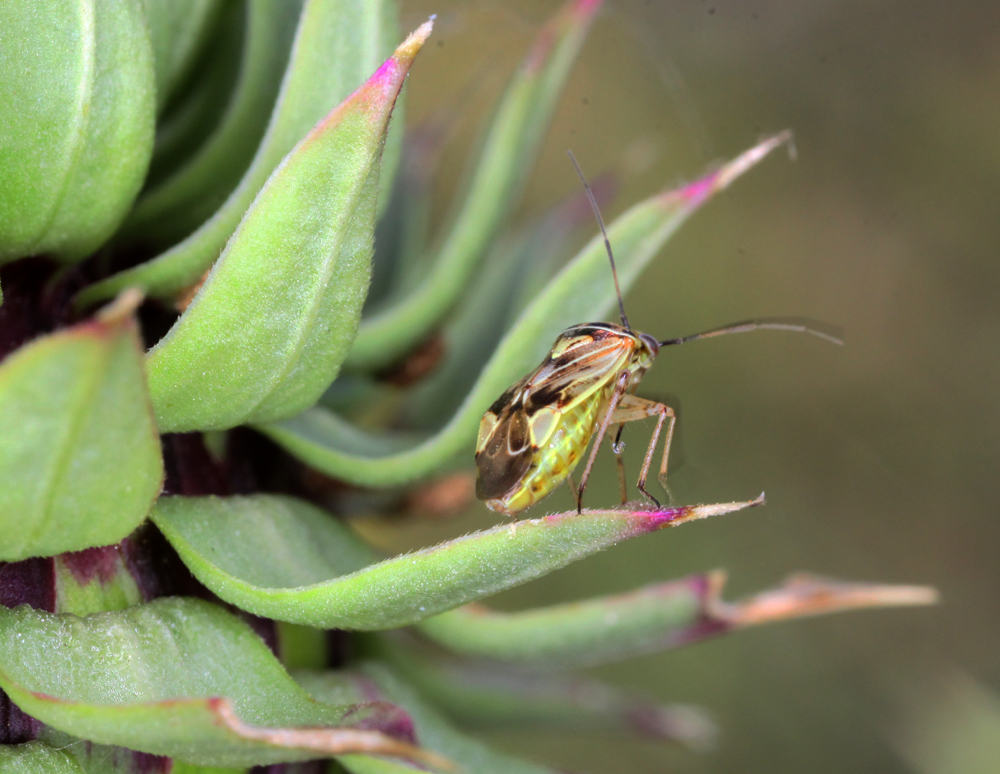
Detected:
left=299, top=665, right=557, bottom=774
left=0, top=0, right=156, bottom=264
left=418, top=571, right=938, bottom=667
left=124, top=0, right=303, bottom=246
left=142, top=0, right=224, bottom=113
left=0, top=291, right=163, bottom=561
left=0, top=598, right=446, bottom=768
left=78, top=0, right=401, bottom=304
left=150, top=493, right=760, bottom=630
left=0, top=741, right=86, bottom=773
left=143, top=2, right=244, bottom=191
left=144, top=21, right=429, bottom=432
left=262, top=135, right=793, bottom=486
left=381, top=644, right=715, bottom=748
left=345, top=0, right=603, bottom=372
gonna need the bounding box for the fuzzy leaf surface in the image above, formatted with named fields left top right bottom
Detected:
left=345, top=0, right=601, bottom=371
left=0, top=598, right=445, bottom=768
left=150, top=493, right=759, bottom=630
left=0, top=301, right=162, bottom=560
left=263, top=135, right=793, bottom=485
left=0, top=0, right=155, bottom=263
left=145, top=23, right=429, bottom=432
left=79, top=0, right=400, bottom=303
left=0, top=742, right=86, bottom=774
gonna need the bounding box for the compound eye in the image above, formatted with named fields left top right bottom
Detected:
left=638, top=333, right=660, bottom=356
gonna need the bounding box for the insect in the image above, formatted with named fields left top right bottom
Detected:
left=475, top=151, right=840, bottom=516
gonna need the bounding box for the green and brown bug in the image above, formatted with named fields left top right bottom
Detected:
left=475, top=150, right=840, bottom=517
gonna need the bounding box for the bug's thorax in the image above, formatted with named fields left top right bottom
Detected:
left=555, top=322, right=658, bottom=385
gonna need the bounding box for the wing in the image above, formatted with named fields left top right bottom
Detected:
left=475, top=386, right=533, bottom=501
left=523, top=325, right=635, bottom=413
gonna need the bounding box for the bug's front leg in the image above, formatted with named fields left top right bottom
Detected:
left=611, top=395, right=676, bottom=506
left=574, top=369, right=631, bottom=513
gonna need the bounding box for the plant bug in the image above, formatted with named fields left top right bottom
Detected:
left=475, top=150, right=841, bottom=516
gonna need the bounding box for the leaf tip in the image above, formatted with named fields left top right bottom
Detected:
left=397, top=18, right=435, bottom=63
left=668, top=131, right=794, bottom=208
left=95, top=287, right=144, bottom=326
left=645, top=493, right=764, bottom=531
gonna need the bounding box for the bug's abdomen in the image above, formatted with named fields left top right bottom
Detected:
left=485, top=390, right=606, bottom=515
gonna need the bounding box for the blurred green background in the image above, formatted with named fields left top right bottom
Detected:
left=390, top=1, right=1000, bottom=771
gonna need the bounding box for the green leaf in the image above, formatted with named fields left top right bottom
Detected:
left=420, top=572, right=939, bottom=667
left=0, top=292, right=163, bottom=561
left=150, top=493, right=760, bottom=630
left=144, top=22, right=430, bottom=433
left=262, top=135, right=793, bottom=486
left=143, top=1, right=244, bottom=190
left=380, top=642, right=715, bottom=748
left=78, top=0, right=401, bottom=305
left=143, top=0, right=224, bottom=112
left=0, top=0, right=156, bottom=263
left=344, top=0, right=602, bottom=372
left=0, top=742, right=86, bottom=774
left=408, top=182, right=605, bottom=429
left=125, top=0, right=303, bottom=246
left=299, top=664, right=557, bottom=774
left=0, top=598, right=449, bottom=768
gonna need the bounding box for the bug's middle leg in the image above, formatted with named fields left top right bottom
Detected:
left=611, top=395, right=676, bottom=506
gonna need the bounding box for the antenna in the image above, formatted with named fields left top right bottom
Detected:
left=567, top=150, right=631, bottom=332
left=659, top=317, right=844, bottom=348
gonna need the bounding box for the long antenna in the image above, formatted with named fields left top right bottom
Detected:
left=567, top=150, right=631, bottom=332
left=659, top=317, right=844, bottom=347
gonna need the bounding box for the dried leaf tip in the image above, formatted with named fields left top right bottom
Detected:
left=674, top=492, right=765, bottom=525
left=96, top=287, right=144, bottom=325
left=714, top=130, right=794, bottom=191
left=396, top=18, right=435, bottom=61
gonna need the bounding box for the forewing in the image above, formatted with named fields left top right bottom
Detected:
left=524, top=328, right=633, bottom=412
left=475, top=388, right=533, bottom=501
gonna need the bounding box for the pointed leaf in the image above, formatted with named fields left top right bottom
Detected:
left=345, top=0, right=603, bottom=371
left=78, top=0, right=401, bottom=304
left=0, top=598, right=448, bottom=768
left=0, top=292, right=163, bottom=560
left=150, top=493, right=761, bottom=630
left=143, top=0, right=224, bottom=112
left=298, top=666, right=557, bottom=774
left=143, top=2, right=244, bottom=190
left=125, top=0, right=303, bottom=246
left=144, top=22, right=430, bottom=433
left=381, top=643, right=714, bottom=748
left=420, top=572, right=938, bottom=667
left=262, top=135, right=793, bottom=486
left=0, top=0, right=156, bottom=263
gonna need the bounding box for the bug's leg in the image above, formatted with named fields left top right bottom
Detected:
left=574, top=370, right=631, bottom=513
left=612, top=425, right=628, bottom=504
left=566, top=471, right=582, bottom=511
left=611, top=395, right=676, bottom=507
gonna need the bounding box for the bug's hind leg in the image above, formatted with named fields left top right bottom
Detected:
left=611, top=395, right=676, bottom=507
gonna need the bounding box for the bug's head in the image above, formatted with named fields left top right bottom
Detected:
left=636, top=331, right=660, bottom=372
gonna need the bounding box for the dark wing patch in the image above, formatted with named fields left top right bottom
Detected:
left=475, top=391, right=534, bottom=501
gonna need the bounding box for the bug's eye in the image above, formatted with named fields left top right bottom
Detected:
left=639, top=333, right=660, bottom=356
